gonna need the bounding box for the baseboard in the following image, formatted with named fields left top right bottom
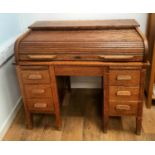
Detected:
left=0, top=96, right=22, bottom=140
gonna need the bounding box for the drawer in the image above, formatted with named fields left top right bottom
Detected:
left=21, top=69, right=50, bottom=84
left=27, top=99, right=54, bottom=112
left=25, top=84, right=52, bottom=98
left=109, top=70, right=140, bottom=86
left=109, top=86, right=139, bottom=101
left=109, top=101, right=138, bottom=116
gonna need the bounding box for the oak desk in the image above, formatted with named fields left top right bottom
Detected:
left=15, top=20, right=148, bottom=134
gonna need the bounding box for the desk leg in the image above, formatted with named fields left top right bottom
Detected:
left=136, top=68, right=146, bottom=135
left=16, top=66, right=33, bottom=129
left=25, top=111, right=33, bottom=129
left=103, top=69, right=109, bottom=133
left=136, top=116, right=142, bottom=135
left=49, top=66, right=62, bottom=129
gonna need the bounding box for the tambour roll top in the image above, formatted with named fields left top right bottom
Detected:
left=15, top=19, right=148, bottom=63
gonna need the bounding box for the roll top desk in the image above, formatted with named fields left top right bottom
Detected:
left=15, top=19, right=149, bottom=134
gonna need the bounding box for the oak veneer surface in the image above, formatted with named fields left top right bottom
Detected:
left=29, top=19, right=140, bottom=30
left=19, top=29, right=144, bottom=53
left=3, top=89, right=155, bottom=141
left=16, top=20, right=146, bottom=63
left=22, top=29, right=142, bottom=42
left=14, top=20, right=148, bottom=135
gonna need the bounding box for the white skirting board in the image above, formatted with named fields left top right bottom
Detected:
left=0, top=97, right=22, bottom=140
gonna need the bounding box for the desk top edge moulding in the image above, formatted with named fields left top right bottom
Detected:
left=14, top=19, right=149, bottom=135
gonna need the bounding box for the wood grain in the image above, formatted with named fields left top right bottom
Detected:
left=24, top=84, right=52, bottom=98
left=18, top=61, right=149, bottom=67
left=55, top=66, right=104, bottom=76
left=19, top=53, right=143, bottom=62
left=109, top=69, right=140, bottom=86
left=14, top=20, right=148, bottom=135
left=27, top=99, right=54, bottom=112
left=29, top=19, right=140, bottom=30
left=16, top=20, right=146, bottom=63
left=109, top=101, right=138, bottom=116
left=109, top=86, right=139, bottom=101
left=22, top=29, right=143, bottom=42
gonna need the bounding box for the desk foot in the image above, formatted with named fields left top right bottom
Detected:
left=136, top=117, right=142, bottom=135
left=26, top=124, right=33, bottom=130
left=103, top=128, right=108, bottom=133
left=103, top=123, right=108, bottom=133
left=25, top=112, right=33, bottom=129
left=55, top=116, right=62, bottom=130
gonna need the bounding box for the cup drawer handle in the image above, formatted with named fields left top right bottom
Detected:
left=27, top=55, right=57, bottom=60
left=28, top=74, right=42, bottom=80
left=32, top=89, right=45, bottom=94
left=115, top=105, right=131, bottom=111
left=116, top=91, right=131, bottom=96
left=116, top=75, right=132, bottom=81
left=34, top=103, right=47, bottom=108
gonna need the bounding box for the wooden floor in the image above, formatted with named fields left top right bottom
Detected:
left=3, top=89, right=155, bottom=141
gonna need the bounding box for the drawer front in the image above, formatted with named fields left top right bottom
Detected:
left=109, top=86, right=139, bottom=101
left=21, top=70, right=50, bottom=84
left=109, top=70, right=140, bottom=86
left=109, top=101, right=138, bottom=116
left=25, top=85, right=52, bottom=98
left=27, top=99, right=54, bottom=112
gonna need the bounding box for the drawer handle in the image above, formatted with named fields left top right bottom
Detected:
left=115, top=105, right=131, bottom=111
left=116, top=91, right=131, bottom=96
left=28, top=55, right=57, bottom=60
left=34, top=103, right=47, bottom=108
left=99, top=55, right=134, bottom=60
left=32, top=89, right=45, bottom=94
left=28, top=74, right=42, bottom=80
left=117, top=75, right=132, bottom=81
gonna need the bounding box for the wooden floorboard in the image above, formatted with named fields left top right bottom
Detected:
left=3, top=89, right=155, bottom=141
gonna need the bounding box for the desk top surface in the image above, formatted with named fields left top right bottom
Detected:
left=29, top=19, right=140, bottom=30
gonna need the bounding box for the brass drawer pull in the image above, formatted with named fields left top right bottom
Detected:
left=27, top=55, right=57, bottom=60
left=116, top=91, right=131, bottom=96
left=115, top=105, right=131, bottom=111
left=117, top=75, right=132, bottom=81
left=99, top=55, right=134, bottom=60
left=32, top=89, right=45, bottom=94
left=34, top=103, right=47, bottom=108
left=28, top=74, right=42, bottom=80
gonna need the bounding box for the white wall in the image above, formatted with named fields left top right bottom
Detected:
left=0, top=57, right=21, bottom=139
left=0, top=14, right=22, bottom=66
left=0, top=14, right=22, bottom=139
left=18, top=13, right=148, bottom=88
left=0, top=13, right=21, bottom=46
